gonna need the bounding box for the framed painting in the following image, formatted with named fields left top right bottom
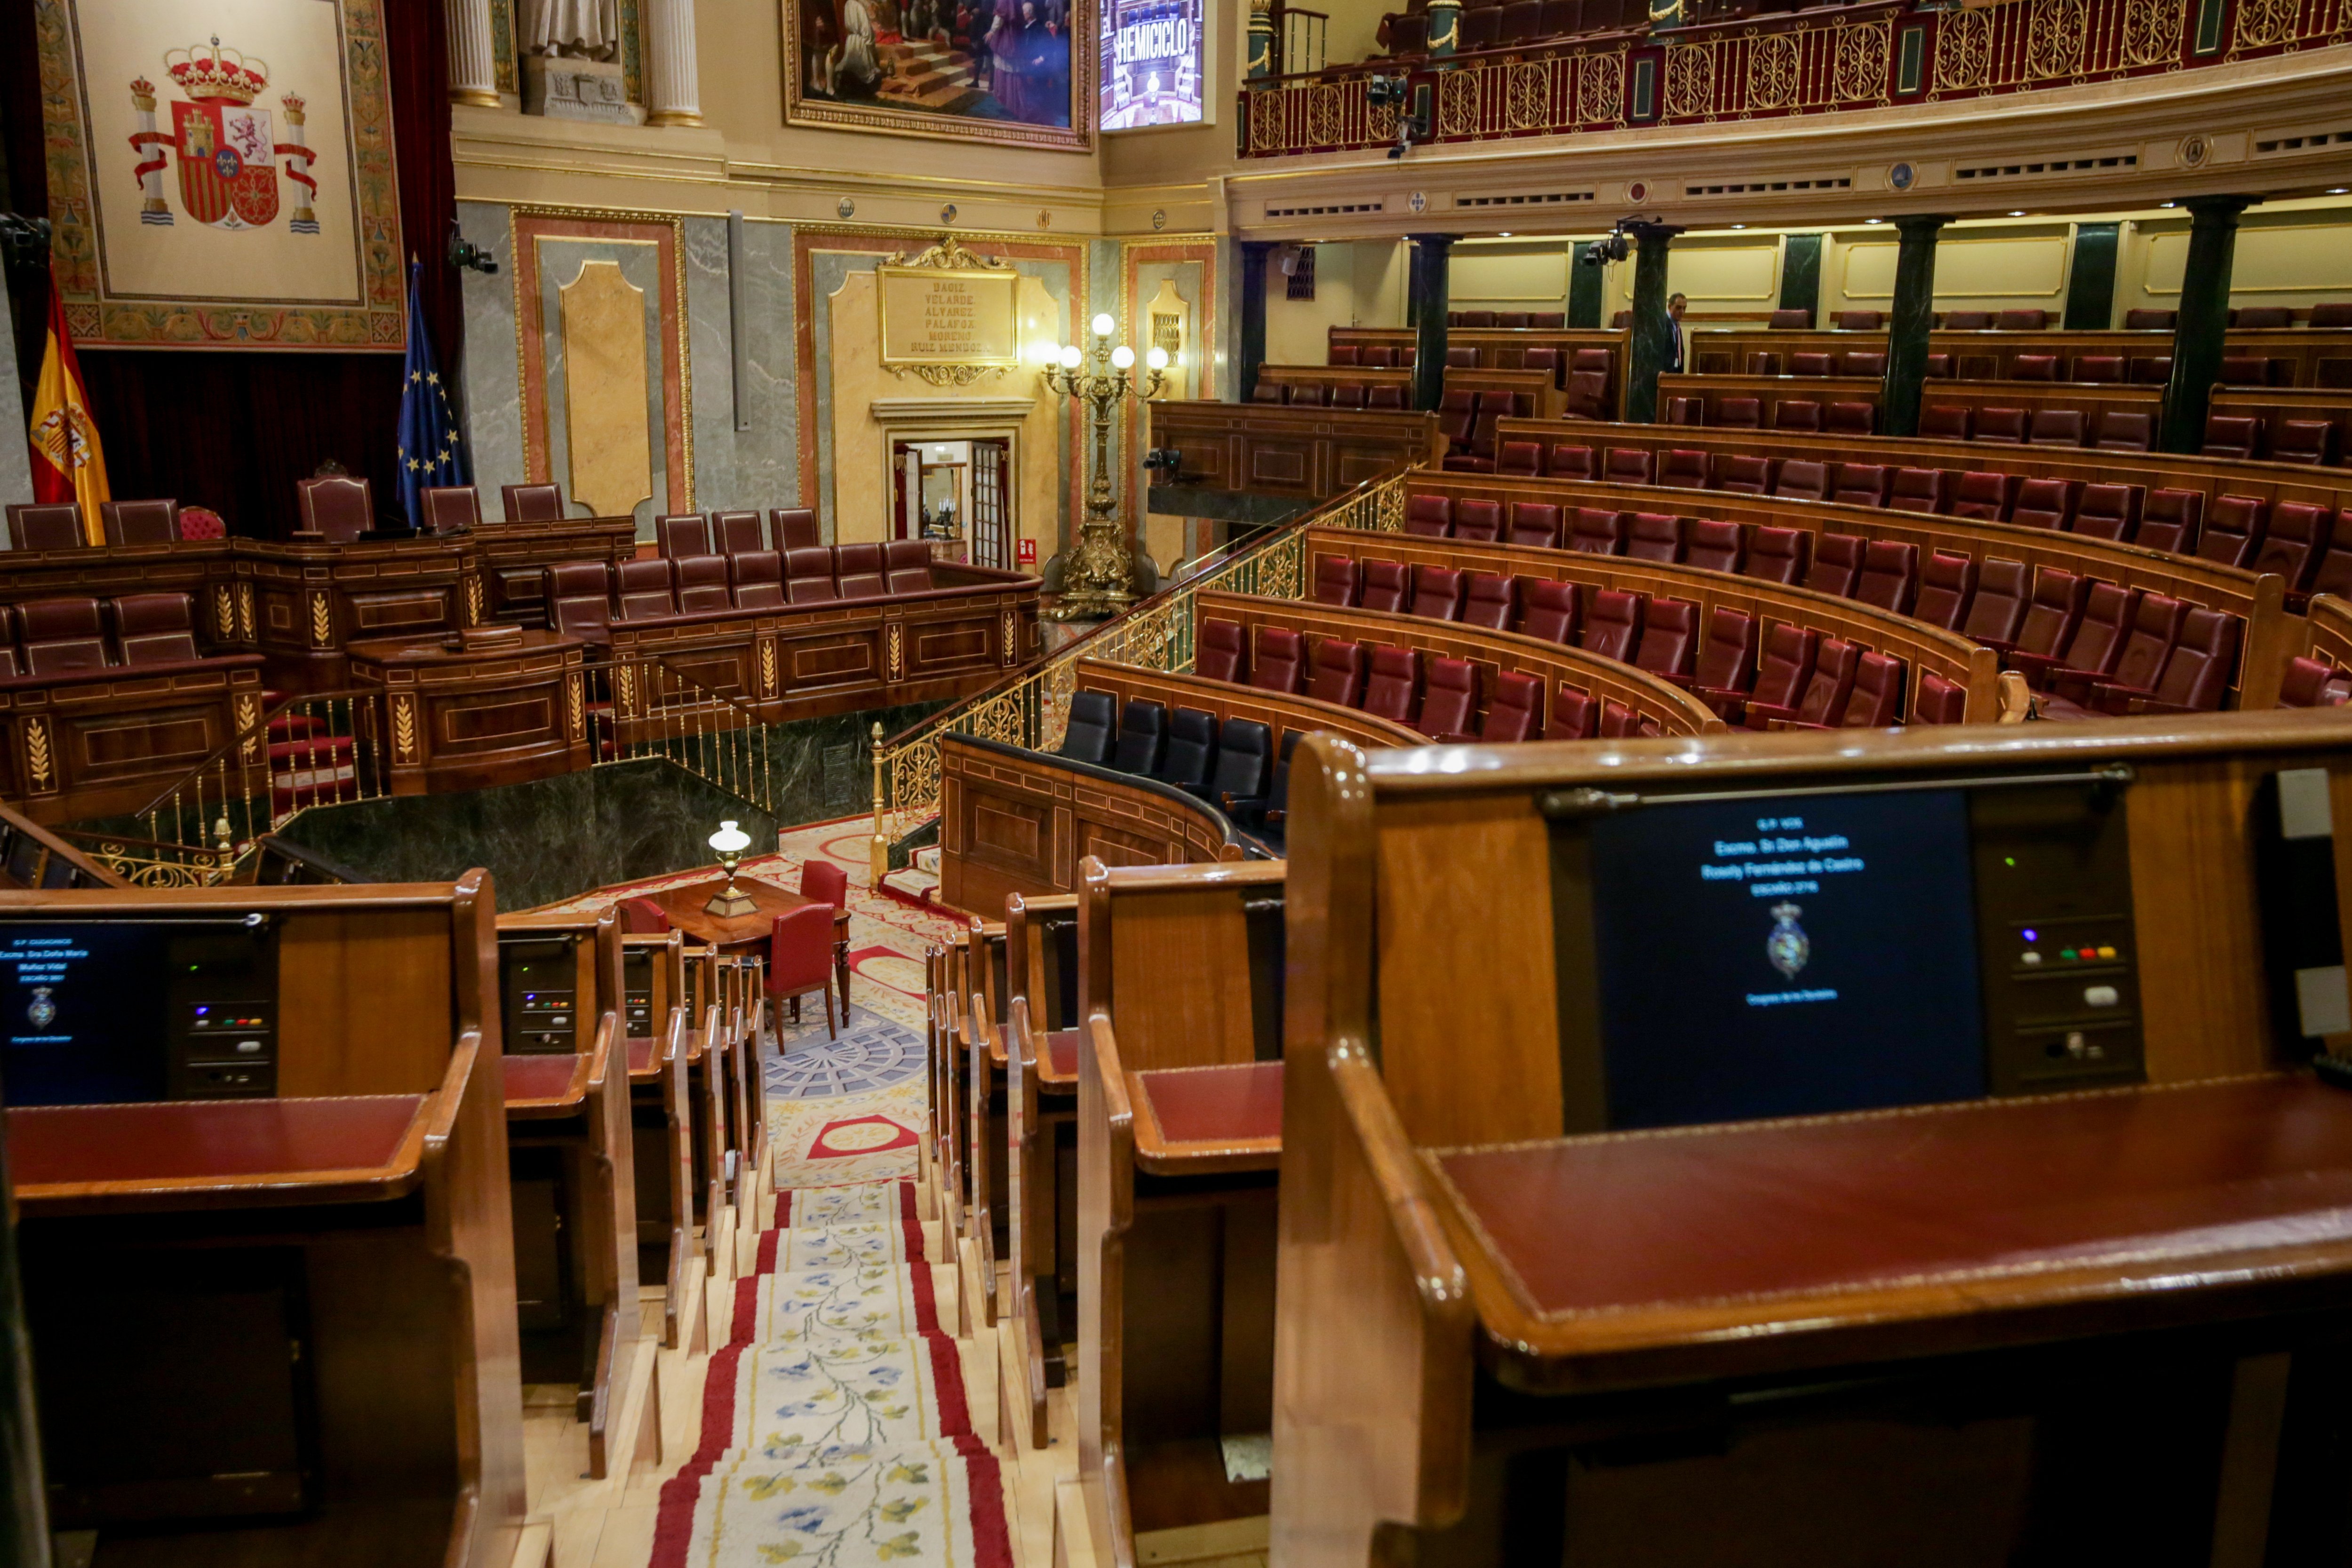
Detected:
left=782, top=0, right=1095, bottom=151
left=35, top=0, right=405, bottom=350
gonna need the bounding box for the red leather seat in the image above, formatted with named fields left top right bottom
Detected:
left=1409, top=565, right=1467, bottom=621
left=768, top=904, right=839, bottom=1036
left=2129, top=356, right=2172, bottom=385
left=1771, top=460, right=1830, bottom=502
left=1913, top=671, right=1967, bottom=724
left=1888, top=468, right=1947, bottom=514
left=1912, top=551, right=1975, bottom=630
left=1416, top=656, right=1478, bottom=740
left=1596, top=700, right=1646, bottom=739
left=1772, top=401, right=1824, bottom=433
left=785, top=548, right=838, bottom=603
left=2005, top=568, right=2090, bottom=673
left=1571, top=348, right=1613, bottom=375
left=616, top=558, right=678, bottom=619
left=2009, top=478, right=2081, bottom=531
left=835, top=543, right=886, bottom=597
left=2196, top=496, right=2268, bottom=569
left=1685, top=606, right=1758, bottom=712
left=1659, top=449, right=1707, bottom=489
left=1451, top=499, right=1503, bottom=544
left=2138, top=490, right=2204, bottom=555
left=1546, top=444, right=1596, bottom=480
left=2071, top=484, right=2142, bottom=543
left=1461, top=573, right=1515, bottom=630
left=1329, top=345, right=1360, bottom=366
left=713, top=510, right=765, bottom=555
left=1569, top=508, right=1626, bottom=554
left=2010, top=354, right=2059, bottom=382
left=176, top=507, right=226, bottom=541
left=1196, top=618, right=1246, bottom=684
left=2307, top=510, right=2352, bottom=600
left=1950, top=471, right=2019, bottom=521
left=1711, top=454, right=1770, bottom=495
left=1578, top=589, right=1642, bottom=662
left=1832, top=464, right=1891, bottom=508
left=731, top=550, right=786, bottom=609
left=2044, top=592, right=2189, bottom=712
left=2280, top=656, right=2349, bottom=708
left=2202, top=415, right=2263, bottom=460
left=1367, top=386, right=1406, bottom=410
left=772, top=508, right=821, bottom=552
left=502, top=482, right=567, bottom=522
left=1625, top=514, right=1684, bottom=564
left=99, top=499, right=180, bottom=547
left=1250, top=381, right=1285, bottom=405
left=18, top=598, right=110, bottom=675
left=1995, top=309, right=2048, bottom=330
left=2218, top=355, right=2280, bottom=385
left=1790, top=352, right=1833, bottom=377
left=2311, top=304, right=2352, bottom=328
left=545, top=562, right=613, bottom=640
left=1960, top=558, right=2029, bottom=647
left=1750, top=637, right=1857, bottom=729
left=1547, top=684, right=1598, bottom=740
left=2272, top=420, right=2336, bottom=466
left=1361, top=346, right=1394, bottom=368
left=1404, top=493, right=1452, bottom=537
left=1731, top=623, right=1820, bottom=726
left=2092, top=411, right=2153, bottom=451
left=1834, top=651, right=1906, bottom=728
left=2250, top=502, right=2330, bottom=593
left=1715, top=397, right=1762, bottom=430
left=2097, top=608, right=2239, bottom=716
left=1633, top=598, right=1698, bottom=680
left=1685, top=519, right=1741, bottom=575
left=2073, top=356, right=2125, bottom=383
left=1803, top=533, right=1865, bottom=597
left=1313, top=555, right=1360, bottom=606
left=1837, top=353, right=1886, bottom=379
left=1975, top=408, right=2028, bottom=444
left=884, top=539, right=933, bottom=593
left=1329, top=384, right=1366, bottom=410
left=1251, top=626, right=1306, bottom=693
left=1769, top=309, right=1813, bottom=329
left=296, top=476, right=374, bottom=541
left=1360, top=561, right=1410, bottom=613
left=1853, top=540, right=1920, bottom=614
left=111, top=592, right=201, bottom=665
left=655, top=512, right=714, bottom=558
left=1518, top=580, right=1578, bottom=644
left=2123, top=309, right=2176, bottom=329
left=1480, top=672, right=1543, bottom=742
left=2013, top=582, right=2139, bottom=689
left=1498, top=441, right=1543, bottom=478
left=1836, top=310, right=1883, bottom=330
left=1943, top=311, right=1993, bottom=330
left=1522, top=349, right=1561, bottom=379
left=1603, top=448, right=1653, bottom=485
left=675, top=554, right=732, bottom=611
left=1566, top=372, right=1611, bottom=419
left=2027, top=409, right=2086, bottom=447
left=1359, top=646, right=1420, bottom=724
left=1740, top=526, right=1810, bottom=586
left=1921, top=406, right=1971, bottom=441
left=1507, top=502, right=1563, bottom=550
left=1289, top=382, right=1331, bottom=406
left=621, top=898, right=672, bottom=934
left=414, top=486, right=478, bottom=536
left=1826, top=402, right=1876, bottom=436
left=1306, top=637, right=1362, bottom=706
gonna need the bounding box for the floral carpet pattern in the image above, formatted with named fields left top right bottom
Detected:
left=652, top=1181, right=1012, bottom=1567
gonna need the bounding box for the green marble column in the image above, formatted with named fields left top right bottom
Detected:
left=2159, top=195, right=2254, bottom=454
left=1239, top=240, right=1275, bottom=403
left=1880, top=213, right=1951, bottom=438
left=1410, top=232, right=1455, bottom=412
left=1779, top=233, right=1823, bottom=321
left=1567, top=241, right=1603, bottom=327
left=1247, top=0, right=1276, bottom=78
left=1623, top=223, right=1682, bottom=424
left=1426, top=0, right=1461, bottom=54
left=2062, top=222, right=2121, bottom=330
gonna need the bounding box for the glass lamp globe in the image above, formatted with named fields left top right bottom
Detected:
left=1092, top=312, right=1116, bottom=338
left=1110, top=344, right=1135, bottom=370
left=704, top=820, right=757, bottom=916
left=1059, top=343, right=1083, bottom=368
left=1146, top=345, right=1170, bottom=371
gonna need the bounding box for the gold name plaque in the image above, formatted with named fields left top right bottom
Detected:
left=878, top=266, right=1022, bottom=369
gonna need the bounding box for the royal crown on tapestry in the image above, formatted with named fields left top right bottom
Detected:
left=127, top=37, right=321, bottom=235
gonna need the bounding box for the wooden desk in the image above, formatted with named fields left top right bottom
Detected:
left=347, top=629, right=592, bottom=796
left=501, top=1052, right=590, bottom=1116
left=641, top=874, right=849, bottom=1013
left=9, top=1095, right=428, bottom=1214
left=1131, top=1061, right=1282, bottom=1175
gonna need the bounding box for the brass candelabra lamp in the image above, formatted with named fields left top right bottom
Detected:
left=1040, top=313, right=1169, bottom=621
left=704, top=819, right=757, bottom=917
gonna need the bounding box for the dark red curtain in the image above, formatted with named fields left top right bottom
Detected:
left=1, top=0, right=459, bottom=538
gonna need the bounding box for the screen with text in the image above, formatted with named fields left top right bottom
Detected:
left=1, top=924, right=170, bottom=1106
left=1587, top=789, right=1986, bottom=1129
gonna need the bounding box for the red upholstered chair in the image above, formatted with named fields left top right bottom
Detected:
left=2129, top=356, right=2173, bottom=385
left=502, top=482, right=567, bottom=522
left=1942, top=311, right=1993, bottom=330
left=710, top=510, right=764, bottom=555
left=1853, top=541, right=1919, bottom=614
left=546, top=562, right=614, bottom=640
left=1741, top=527, right=1811, bottom=586
left=1416, top=656, right=1479, bottom=740
left=1404, top=493, right=1453, bottom=537
left=1772, top=401, right=1824, bottom=433
left=1546, top=444, right=1596, bottom=480
left=1745, top=354, right=1781, bottom=379
left=884, top=539, right=933, bottom=593
left=2196, top=496, right=2268, bottom=568
left=1531, top=312, right=1566, bottom=329
left=767, top=904, right=839, bottom=1035
left=1715, top=397, right=1762, bottom=429
left=1804, top=533, right=1865, bottom=598
left=1771, top=460, right=1830, bottom=502
left=835, top=543, right=886, bottom=597
left=2124, top=309, right=2177, bottom=329
left=2312, top=303, right=2352, bottom=328
left=1329, top=345, right=1360, bottom=366
left=1360, top=646, right=1420, bottom=724
left=1570, top=348, right=1614, bottom=376
left=1833, top=652, right=1906, bottom=728
left=1250, top=626, right=1305, bottom=693
left=1685, top=519, right=1741, bottom=575
left=2005, top=569, right=2091, bottom=674
left=1975, top=408, right=2028, bottom=444
left=2027, top=409, right=2086, bottom=447
left=420, top=486, right=480, bottom=535
left=99, top=499, right=179, bottom=547
left=616, top=558, right=678, bottom=619
left=111, top=592, right=200, bottom=665
left=1578, top=589, right=1643, bottom=662
left=1480, top=672, right=1543, bottom=742
left=1729, top=623, right=1820, bottom=726
left=1659, top=449, right=1708, bottom=489
left=1462, top=573, right=1515, bottom=630
left=176, top=507, right=226, bottom=541
left=655, top=513, right=714, bottom=558
left=1912, top=552, right=1976, bottom=630
left=1498, top=441, right=1544, bottom=478
left=675, top=554, right=732, bottom=612
left=1750, top=637, right=1857, bottom=729
left=1633, top=598, right=1698, bottom=680
left=1913, top=671, right=1967, bottom=724
left=17, top=598, right=110, bottom=676
left=1836, top=310, right=1884, bottom=330
left=2071, top=484, right=2143, bottom=543
left=2093, top=609, right=2240, bottom=716
left=2045, top=592, right=2189, bottom=712
left=1711, top=454, right=1771, bottom=495
left=1961, top=558, right=2030, bottom=647
left=785, top=548, right=839, bottom=603
left=1596, top=700, right=1644, bottom=739
left=2281, top=657, right=2350, bottom=708
left=2072, top=355, right=2126, bottom=384
left=1769, top=309, right=1813, bottom=329
left=1665, top=397, right=1702, bottom=426
left=296, top=476, right=374, bottom=541
left=1951, top=471, right=2019, bottom=521
left=2014, top=584, right=2146, bottom=689
left=1547, top=684, right=1598, bottom=740
left=772, top=508, right=821, bottom=552
left=2010, top=354, right=2059, bottom=382
left=2202, top=415, right=2264, bottom=460
left=1289, top=383, right=1331, bottom=407
left=2138, top=490, right=2204, bottom=555
left=730, top=550, right=786, bottom=609
left=1569, top=508, right=1627, bottom=554
left=1361, top=346, right=1395, bottom=368
left=1995, top=309, right=2048, bottom=330
left=1566, top=372, right=1611, bottom=419
left=1451, top=499, right=1503, bottom=543
left=1196, top=618, right=1246, bottom=683
left=2272, top=420, right=2337, bottom=466
left=1826, top=402, right=1877, bottom=436
left=1359, top=561, right=1410, bottom=613
left=1306, top=637, right=1363, bottom=706
left=1313, top=555, right=1360, bottom=606
left=1920, top=405, right=1972, bottom=441
left=1518, top=580, right=1578, bottom=644
left=2307, top=511, right=2352, bottom=600
left=801, top=860, right=849, bottom=914
left=1443, top=347, right=1478, bottom=369
left=1410, top=565, right=1467, bottom=621
left=2251, top=502, right=2331, bottom=594
left=1838, top=352, right=1887, bottom=378
left=1790, top=352, right=1833, bottom=377
left=2009, top=478, right=2081, bottom=531
left=2092, top=411, right=2153, bottom=451
left=1329, top=385, right=1366, bottom=410
left=1507, top=502, right=1563, bottom=549
left=1523, top=349, right=1562, bottom=380
left=620, top=898, right=672, bottom=935
left=1832, top=464, right=1892, bottom=508
left=1883, top=467, right=1950, bottom=515
left=1603, top=448, right=1653, bottom=485
left=1625, top=513, right=1684, bottom=564
left=1679, top=606, right=1758, bottom=711
left=2218, top=355, right=2280, bottom=385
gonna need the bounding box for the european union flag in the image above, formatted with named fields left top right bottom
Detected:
left=395, top=258, right=469, bottom=529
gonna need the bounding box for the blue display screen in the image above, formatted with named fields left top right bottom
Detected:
left=0, top=924, right=171, bottom=1107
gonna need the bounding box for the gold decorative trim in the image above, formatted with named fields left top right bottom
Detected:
left=1001, top=609, right=1018, bottom=665
left=236, top=582, right=255, bottom=642
left=464, top=575, right=486, bottom=625
left=214, top=583, right=237, bottom=640
left=759, top=637, right=778, bottom=695
left=886, top=623, right=905, bottom=682
left=393, top=694, right=417, bottom=763
left=310, top=592, right=334, bottom=648
left=566, top=671, right=585, bottom=738
left=236, top=694, right=261, bottom=763
left=23, top=717, right=53, bottom=794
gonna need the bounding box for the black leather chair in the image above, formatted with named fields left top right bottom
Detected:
left=1058, top=691, right=1116, bottom=765
left=1198, top=718, right=1271, bottom=806
left=1154, top=708, right=1218, bottom=793
left=1109, top=700, right=1165, bottom=775
left=1228, top=730, right=1303, bottom=847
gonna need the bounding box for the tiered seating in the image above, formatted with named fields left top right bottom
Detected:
left=543, top=538, right=937, bottom=630
left=1051, top=688, right=1283, bottom=814
left=1196, top=612, right=1565, bottom=741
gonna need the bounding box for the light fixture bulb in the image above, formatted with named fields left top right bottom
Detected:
left=1111, top=344, right=1136, bottom=369
left=1092, top=312, right=1116, bottom=338
left=2009, top=210, right=2026, bottom=217
left=1146, top=345, right=1170, bottom=370
left=709, top=819, right=751, bottom=857
left=1060, top=343, right=1083, bottom=368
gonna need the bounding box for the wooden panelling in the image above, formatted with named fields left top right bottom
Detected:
left=0, top=662, right=266, bottom=826
left=2210, top=386, right=2352, bottom=464
left=278, top=907, right=457, bottom=1097
left=1683, top=327, right=2352, bottom=390
left=1148, top=403, right=1445, bottom=503
left=1103, top=880, right=1267, bottom=1073
left=1660, top=372, right=2165, bottom=437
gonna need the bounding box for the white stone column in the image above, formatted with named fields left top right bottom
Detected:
left=645, top=0, right=703, bottom=126
left=446, top=0, right=502, bottom=106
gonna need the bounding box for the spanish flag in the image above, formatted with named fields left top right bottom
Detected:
left=27, top=265, right=110, bottom=546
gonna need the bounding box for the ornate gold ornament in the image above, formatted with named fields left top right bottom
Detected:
left=2025, top=0, right=2085, bottom=77
left=237, top=694, right=261, bottom=762
left=1578, top=50, right=1625, bottom=122
left=1250, top=88, right=1284, bottom=151
left=616, top=661, right=637, bottom=715
left=393, top=695, right=417, bottom=763
left=1308, top=83, right=1344, bottom=144
left=310, top=592, right=333, bottom=648
left=1936, top=7, right=1992, bottom=88
left=1747, top=32, right=1800, bottom=109
left=566, top=672, right=585, bottom=738
left=1039, top=323, right=1171, bottom=621
left=1507, top=62, right=1551, bottom=128
left=1001, top=609, right=1019, bottom=664
left=881, top=234, right=1016, bottom=389
left=886, top=623, right=905, bottom=681
left=1666, top=42, right=1715, bottom=117
left=1833, top=21, right=1890, bottom=101
left=464, top=576, right=486, bottom=625
left=214, top=583, right=237, bottom=638
left=1439, top=69, right=1481, bottom=136
left=24, top=717, right=53, bottom=793
left=2122, top=0, right=2184, bottom=62
left=237, top=582, right=255, bottom=641
left=759, top=637, right=778, bottom=694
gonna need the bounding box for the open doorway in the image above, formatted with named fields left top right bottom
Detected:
left=887, top=437, right=1012, bottom=570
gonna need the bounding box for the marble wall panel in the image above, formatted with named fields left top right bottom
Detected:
left=0, top=284, right=32, bottom=516
left=457, top=200, right=527, bottom=516
left=685, top=216, right=802, bottom=515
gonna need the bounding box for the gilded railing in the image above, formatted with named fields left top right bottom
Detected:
left=866, top=467, right=1414, bottom=873
left=1237, top=0, right=2346, bottom=157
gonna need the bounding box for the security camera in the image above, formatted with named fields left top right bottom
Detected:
left=1364, top=74, right=1408, bottom=108
left=446, top=219, right=500, bottom=275
left=1142, top=447, right=1183, bottom=476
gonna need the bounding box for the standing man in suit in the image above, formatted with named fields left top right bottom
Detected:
left=1667, top=292, right=1689, bottom=374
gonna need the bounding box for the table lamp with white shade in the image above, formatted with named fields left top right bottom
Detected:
left=705, top=820, right=757, bottom=917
